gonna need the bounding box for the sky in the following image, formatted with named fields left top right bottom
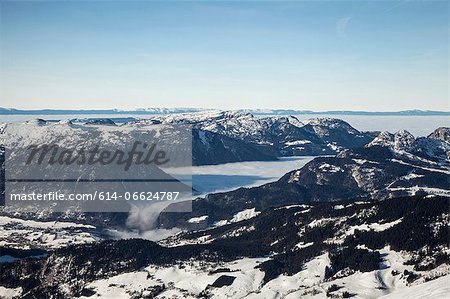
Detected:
left=0, top=0, right=448, bottom=111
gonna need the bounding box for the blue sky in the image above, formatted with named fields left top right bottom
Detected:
left=0, top=1, right=448, bottom=111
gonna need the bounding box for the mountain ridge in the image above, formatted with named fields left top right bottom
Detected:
left=158, top=127, right=450, bottom=229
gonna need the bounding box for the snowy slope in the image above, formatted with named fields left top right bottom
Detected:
left=379, top=275, right=450, bottom=299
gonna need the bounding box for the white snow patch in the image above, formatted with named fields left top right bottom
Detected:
left=0, top=286, right=22, bottom=299
left=285, top=140, right=311, bottom=146
left=345, top=219, right=403, bottom=236
left=294, top=242, right=314, bottom=250
left=0, top=216, right=95, bottom=229
left=245, top=253, right=330, bottom=298
left=187, top=215, right=208, bottom=223
left=402, top=173, right=425, bottom=180
left=231, top=208, right=260, bottom=223
left=0, top=216, right=97, bottom=249
left=212, top=220, right=229, bottom=227
left=388, top=186, right=450, bottom=197
left=276, top=204, right=310, bottom=210
left=308, top=218, right=334, bottom=228
left=319, top=163, right=343, bottom=173
left=213, top=208, right=260, bottom=227
left=379, top=272, right=450, bottom=299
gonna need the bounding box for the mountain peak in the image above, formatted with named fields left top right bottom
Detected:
left=428, top=127, right=450, bottom=143
left=368, top=130, right=415, bottom=152
left=303, top=117, right=354, bottom=129
left=393, top=129, right=415, bottom=150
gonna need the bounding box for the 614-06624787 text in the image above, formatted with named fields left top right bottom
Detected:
left=8, top=191, right=180, bottom=201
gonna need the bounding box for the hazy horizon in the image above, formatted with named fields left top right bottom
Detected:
left=0, top=106, right=449, bottom=113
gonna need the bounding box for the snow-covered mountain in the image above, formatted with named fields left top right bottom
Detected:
left=0, top=195, right=448, bottom=298
left=0, top=117, right=449, bottom=299
left=0, top=120, right=195, bottom=214
left=146, top=111, right=376, bottom=156
left=0, top=113, right=375, bottom=221
left=0, top=118, right=278, bottom=168
left=368, top=130, right=416, bottom=152
left=0, top=112, right=378, bottom=167
left=368, top=129, right=450, bottom=161
left=428, top=127, right=450, bottom=143
left=158, top=128, right=449, bottom=229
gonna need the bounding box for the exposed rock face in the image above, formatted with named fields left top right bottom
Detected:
left=84, top=118, right=117, bottom=126
left=428, top=127, right=450, bottom=142
left=192, top=129, right=277, bottom=165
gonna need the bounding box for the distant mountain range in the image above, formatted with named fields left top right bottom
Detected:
left=1, top=107, right=449, bottom=116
